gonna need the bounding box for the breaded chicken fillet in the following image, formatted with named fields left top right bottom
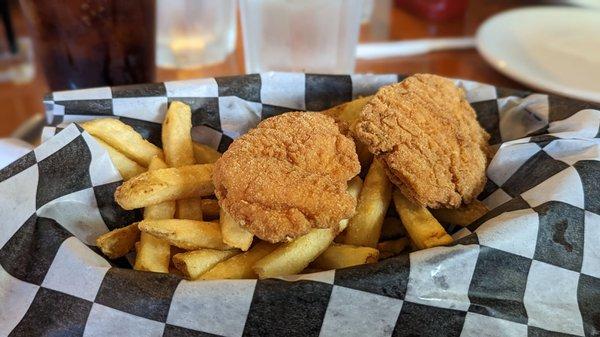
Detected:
left=213, top=112, right=360, bottom=243
left=355, top=74, right=489, bottom=208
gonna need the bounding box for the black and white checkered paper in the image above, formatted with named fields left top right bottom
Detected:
left=2, top=72, right=599, bottom=337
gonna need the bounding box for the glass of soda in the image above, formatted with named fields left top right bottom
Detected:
left=20, top=0, right=156, bottom=90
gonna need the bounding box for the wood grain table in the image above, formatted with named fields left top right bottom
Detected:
left=0, top=0, right=564, bottom=138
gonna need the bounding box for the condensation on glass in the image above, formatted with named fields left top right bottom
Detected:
left=240, top=0, right=363, bottom=74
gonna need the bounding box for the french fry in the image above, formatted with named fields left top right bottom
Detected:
left=340, top=176, right=364, bottom=231
left=201, top=241, right=277, bottom=280
left=321, top=96, right=371, bottom=133
left=344, top=159, right=393, bottom=247
left=176, top=198, right=203, bottom=220
left=253, top=228, right=334, bottom=278
left=161, top=101, right=204, bottom=219
left=137, top=219, right=230, bottom=250
left=220, top=209, right=253, bottom=251
left=135, top=156, right=174, bottom=273
left=201, top=199, right=220, bottom=219
left=96, top=224, right=140, bottom=259
left=193, top=142, right=222, bottom=164
left=380, top=217, right=405, bottom=241
left=393, top=189, right=453, bottom=250
left=94, top=138, right=145, bottom=180
left=334, top=177, right=364, bottom=243
left=172, top=249, right=239, bottom=280
left=321, top=96, right=373, bottom=169
left=253, top=177, right=363, bottom=278
left=143, top=199, right=177, bottom=224
left=377, top=237, right=409, bottom=256
left=430, top=200, right=489, bottom=226
left=82, top=118, right=162, bottom=167
left=115, top=164, right=214, bottom=209
left=135, top=234, right=171, bottom=272
left=162, top=101, right=195, bottom=167
left=141, top=157, right=176, bottom=220
left=312, top=243, right=379, bottom=269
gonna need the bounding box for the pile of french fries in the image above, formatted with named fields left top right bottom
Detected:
left=92, top=99, right=489, bottom=280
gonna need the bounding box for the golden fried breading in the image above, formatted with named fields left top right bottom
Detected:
left=355, top=74, right=489, bottom=208
left=213, top=112, right=360, bottom=243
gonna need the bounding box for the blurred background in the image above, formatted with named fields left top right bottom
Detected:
left=0, top=0, right=598, bottom=142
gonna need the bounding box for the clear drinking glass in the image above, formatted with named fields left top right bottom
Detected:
left=156, top=0, right=237, bottom=69
left=240, top=0, right=363, bottom=74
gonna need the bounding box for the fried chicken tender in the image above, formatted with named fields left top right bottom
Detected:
left=213, top=112, right=361, bottom=243
left=355, top=74, right=489, bottom=208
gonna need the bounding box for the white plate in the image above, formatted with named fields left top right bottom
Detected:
left=476, top=6, right=600, bottom=102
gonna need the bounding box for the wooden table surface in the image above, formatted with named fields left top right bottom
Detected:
left=0, top=0, right=564, bottom=138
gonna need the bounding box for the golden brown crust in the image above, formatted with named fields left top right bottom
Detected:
left=355, top=74, right=489, bottom=208
left=213, top=112, right=360, bottom=243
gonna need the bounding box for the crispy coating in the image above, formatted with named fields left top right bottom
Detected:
left=355, top=74, right=489, bottom=208
left=213, top=112, right=360, bottom=243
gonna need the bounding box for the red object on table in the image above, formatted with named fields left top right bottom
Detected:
left=395, top=0, right=469, bottom=21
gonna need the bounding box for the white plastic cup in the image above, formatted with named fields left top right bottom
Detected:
left=240, top=0, right=363, bottom=74
left=156, top=0, right=237, bottom=69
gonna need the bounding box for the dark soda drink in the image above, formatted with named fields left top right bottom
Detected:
left=20, top=0, right=156, bottom=90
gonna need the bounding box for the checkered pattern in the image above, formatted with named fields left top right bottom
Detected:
left=2, top=72, right=599, bottom=336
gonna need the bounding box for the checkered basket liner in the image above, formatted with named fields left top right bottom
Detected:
left=1, top=72, right=599, bottom=337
